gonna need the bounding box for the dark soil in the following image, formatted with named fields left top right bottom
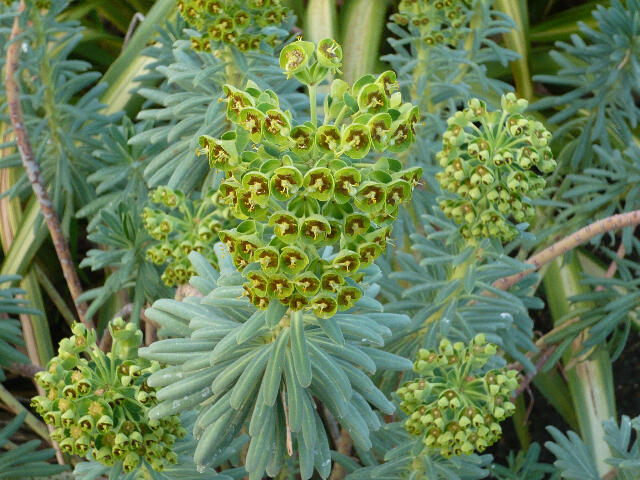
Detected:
left=491, top=328, right=640, bottom=470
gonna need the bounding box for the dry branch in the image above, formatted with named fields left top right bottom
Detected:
left=5, top=0, right=92, bottom=329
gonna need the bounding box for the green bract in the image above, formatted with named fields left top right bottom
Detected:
left=198, top=39, right=421, bottom=317
left=177, top=0, right=291, bottom=52
left=32, top=320, right=186, bottom=475
left=143, top=186, right=232, bottom=286
left=436, top=93, right=556, bottom=242
left=396, top=334, right=519, bottom=458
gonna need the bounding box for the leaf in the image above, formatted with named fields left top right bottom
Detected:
left=290, top=310, right=312, bottom=387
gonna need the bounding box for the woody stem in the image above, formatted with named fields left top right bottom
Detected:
left=5, top=0, right=92, bottom=329
left=493, top=209, right=640, bottom=291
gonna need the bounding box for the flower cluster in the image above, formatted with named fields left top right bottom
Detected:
left=177, top=0, right=290, bottom=52
left=198, top=39, right=421, bottom=318
left=396, top=335, right=519, bottom=458
left=31, top=320, right=186, bottom=474
left=436, top=93, right=556, bottom=242
left=390, top=0, right=473, bottom=47
left=143, top=186, right=231, bottom=286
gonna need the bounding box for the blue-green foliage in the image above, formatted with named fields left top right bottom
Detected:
left=488, top=443, right=558, bottom=479
left=545, top=416, right=640, bottom=480
left=533, top=0, right=640, bottom=168
left=377, top=208, right=541, bottom=394
left=0, top=275, right=37, bottom=381
left=78, top=201, right=170, bottom=324
left=0, top=0, right=120, bottom=219
left=0, top=412, right=68, bottom=479
left=139, top=249, right=410, bottom=480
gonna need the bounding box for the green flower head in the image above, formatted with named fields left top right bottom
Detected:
left=33, top=320, right=185, bottom=475
left=436, top=93, right=555, bottom=242
left=397, top=334, right=519, bottom=458
left=199, top=39, right=421, bottom=318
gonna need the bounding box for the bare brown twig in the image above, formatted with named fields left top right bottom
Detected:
left=512, top=344, right=558, bottom=399
left=494, top=210, right=640, bottom=291
left=7, top=362, right=44, bottom=378
left=595, top=231, right=631, bottom=291
left=5, top=0, right=92, bottom=329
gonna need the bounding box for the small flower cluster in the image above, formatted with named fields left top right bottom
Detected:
left=32, top=320, right=186, bottom=474
left=391, top=0, right=473, bottom=47
left=143, top=186, right=231, bottom=286
left=396, top=335, right=519, bottom=458
left=198, top=38, right=421, bottom=318
left=436, top=93, right=556, bottom=242
left=177, top=0, right=290, bottom=52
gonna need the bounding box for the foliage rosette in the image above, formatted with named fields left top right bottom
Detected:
left=436, top=93, right=556, bottom=242
left=143, top=186, right=233, bottom=286
left=391, top=0, right=474, bottom=47
left=397, top=335, right=519, bottom=458
left=198, top=38, right=422, bottom=317
left=178, top=0, right=291, bottom=52
left=32, top=320, right=187, bottom=476
left=140, top=248, right=413, bottom=480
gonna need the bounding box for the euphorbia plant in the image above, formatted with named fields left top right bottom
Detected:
left=199, top=38, right=422, bottom=317
left=2, top=1, right=640, bottom=480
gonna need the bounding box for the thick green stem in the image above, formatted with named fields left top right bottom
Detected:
left=340, top=0, right=390, bottom=83
left=543, top=257, right=615, bottom=476
left=304, top=0, right=337, bottom=43
left=100, top=0, right=177, bottom=115
left=493, top=0, right=534, bottom=100
left=309, top=84, right=318, bottom=128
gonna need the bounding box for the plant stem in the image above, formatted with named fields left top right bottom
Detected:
left=5, top=0, right=92, bottom=329
left=543, top=257, right=615, bottom=476
left=34, top=263, right=75, bottom=328
left=512, top=344, right=557, bottom=398
left=309, top=84, right=318, bottom=128
left=494, top=209, right=640, bottom=290
left=332, top=105, right=349, bottom=127
left=340, top=0, right=389, bottom=83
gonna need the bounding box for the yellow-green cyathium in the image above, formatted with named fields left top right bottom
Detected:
left=396, top=334, right=519, bottom=458
left=143, top=186, right=232, bottom=286
left=32, top=320, right=186, bottom=475
left=197, top=38, right=422, bottom=318
left=391, top=0, right=474, bottom=47
left=436, top=93, right=556, bottom=242
left=177, top=0, right=291, bottom=52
